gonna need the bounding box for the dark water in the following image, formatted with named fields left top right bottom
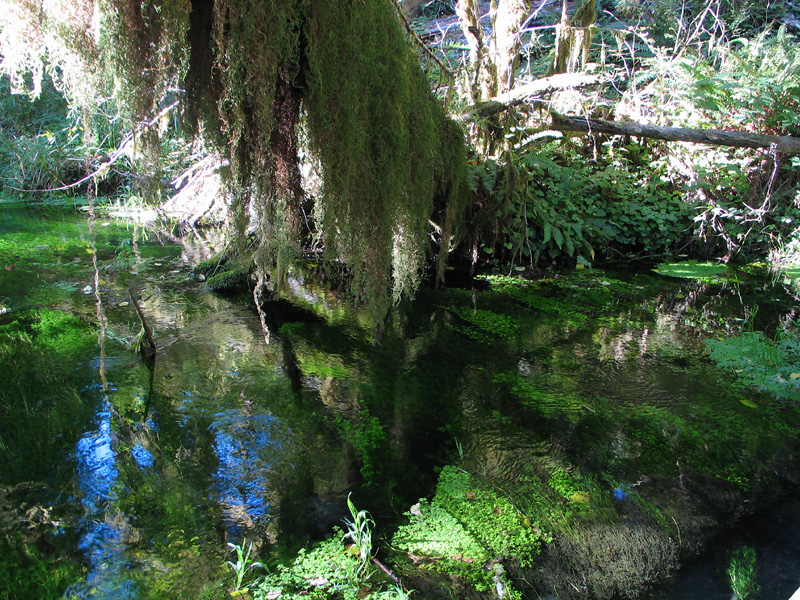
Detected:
left=1, top=207, right=800, bottom=599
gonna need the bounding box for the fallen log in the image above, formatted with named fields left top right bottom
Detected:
left=550, top=113, right=800, bottom=154
left=455, top=72, right=601, bottom=121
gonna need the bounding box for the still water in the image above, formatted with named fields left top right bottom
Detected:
left=1, top=206, right=799, bottom=599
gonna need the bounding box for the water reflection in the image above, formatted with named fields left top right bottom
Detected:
left=68, top=399, right=135, bottom=599
left=210, top=408, right=282, bottom=538
left=3, top=206, right=796, bottom=599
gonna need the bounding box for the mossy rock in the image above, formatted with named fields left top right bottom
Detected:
left=204, top=266, right=250, bottom=292
left=193, top=255, right=252, bottom=292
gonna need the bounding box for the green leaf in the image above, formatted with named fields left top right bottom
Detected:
left=564, top=235, right=575, bottom=257
left=552, top=227, right=564, bottom=249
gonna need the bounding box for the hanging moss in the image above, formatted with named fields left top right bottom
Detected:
left=548, top=0, right=598, bottom=75
left=3, top=0, right=468, bottom=327
left=305, top=0, right=467, bottom=325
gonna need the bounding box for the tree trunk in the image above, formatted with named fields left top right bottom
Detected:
left=456, top=0, right=497, bottom=103
left=492, top=0, right=531, bottom=94
left=401, top=0, right=425, bottom=18
left=550, top=114, right=800, bottom=154
left=548, top=0, right=597, bottom=75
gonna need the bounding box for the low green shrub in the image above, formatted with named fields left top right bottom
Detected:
left=469, top=152, right=691, bottom=268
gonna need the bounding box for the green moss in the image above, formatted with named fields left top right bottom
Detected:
left=446, top=305, right=519, bottom=341
left=303, top=0, right=467, bottom=324
left=204, top=267, right=250, bottom=292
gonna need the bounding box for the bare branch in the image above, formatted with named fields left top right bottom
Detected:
left=551, top=113, right=800, bottom=154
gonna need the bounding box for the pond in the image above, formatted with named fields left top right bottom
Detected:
left=1, top=205, right=799, bottom=599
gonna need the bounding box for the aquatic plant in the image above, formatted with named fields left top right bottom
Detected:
left=446, top=305, right=519, bottom=342
left=0, top=309, right=96, bottom=483
left=226, top=538, right=264, bottom=592
left=0, top=540, right=84, bottom=599
left=254, top=525, right=405, bottom=599
left=656, top=260, right=732, bottom=282
left=705, top=327, right=800, bottom=402
left=727, top=546, right=760, bottom=600
left=342, top=493, right=375, bottom=575
left=330, top=410, right=391, bottom=486
left=393, top=465, right=545, bottom=594
left=376, top=584, right=415, bottom=599
left=392, top=498, right=493, bottom=588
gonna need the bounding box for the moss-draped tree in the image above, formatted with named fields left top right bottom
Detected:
left=0, top=0, right=468, bottom=328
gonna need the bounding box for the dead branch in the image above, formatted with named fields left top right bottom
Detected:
left=455, top=72, right=601, bottom=120
left=129, top=289, right=157, bottom=357
left=550, top=113, right=800, bottom=154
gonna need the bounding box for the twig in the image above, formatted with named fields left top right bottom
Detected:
left=370, top=556, right=410, bottom=594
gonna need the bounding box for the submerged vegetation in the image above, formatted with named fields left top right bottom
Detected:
left=2, top=207, right=800, bottom=597
left=3, top=0, right=800, bottom=598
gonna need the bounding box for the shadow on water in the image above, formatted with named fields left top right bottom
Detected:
left=2, top=207, right=800, bottom=599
